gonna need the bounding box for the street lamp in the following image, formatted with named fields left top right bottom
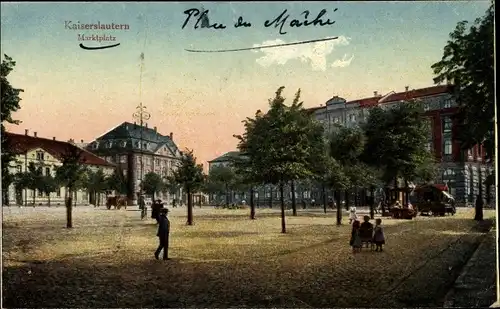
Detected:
left=133, top=103, right=151, bottom=203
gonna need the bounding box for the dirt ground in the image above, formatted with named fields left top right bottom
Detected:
left=2, top=206, right=495, bottom=308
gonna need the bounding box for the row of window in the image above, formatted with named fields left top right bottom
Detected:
left=16, top=165, right=53, bottom=176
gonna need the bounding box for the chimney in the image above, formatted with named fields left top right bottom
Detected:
left=374, top=91, right=378, bottom=97
left=154, top=126, right=157, bottom=132
left=405, top=86, right=409, bottom=92
left=25, top=129, right=29, bottom=136
left=145, top=122, right=148, bottom=128
left=53, top=137, right=56, bottom=141
left=169, top=132, right=173, bottom=140
left=81, top=139, right=84, bottom=143
left=34, top=132, right=37, bottom=137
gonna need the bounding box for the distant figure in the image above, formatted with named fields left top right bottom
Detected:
left=301, top=199, right=306, bottom=209
left=154, top=208, right=171, bottom=260
left=350, top=220, right=362, bottom=254
left=349, top=206, right=358, bottom=224
left=373, top=218, right=386, bottom=252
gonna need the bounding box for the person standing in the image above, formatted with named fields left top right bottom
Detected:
left=155, top=208, right=171, bottom=260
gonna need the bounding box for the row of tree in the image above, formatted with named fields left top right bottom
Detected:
left=11, top=161, right=129, bottom=207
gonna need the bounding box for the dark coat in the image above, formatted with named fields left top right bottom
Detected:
left=157, top=215, right=170, bottom=237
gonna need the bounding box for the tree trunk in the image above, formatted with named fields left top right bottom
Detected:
left=336, top=190, right=342, bottom=225
left=74, top=191, right=77, bottom=206
left=269, top=186, right=273, bottom=208
left=345, top=189, right=350, bottom=210
left=369, top=186, right=375, bottom=220
left=66, top=188, right=73, bottom=228
left=33, top=189, right=36, bottom=207
left=322, top=183, right=327, bottom=214
left=47, top=193, right=51, bottom=207
left=187, top=188, right=193, bottom=225
left=291, top=180, right=297, bottom=216
left=225, top=184, right=229, bottom=207
left=280, top=182, right=286, bottom=233
left=250, top=186, right=255, bottom=220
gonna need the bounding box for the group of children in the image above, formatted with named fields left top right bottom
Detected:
left=349, top=206, right=386, bottom=254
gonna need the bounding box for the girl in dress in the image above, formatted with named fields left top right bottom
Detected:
left=350, top=220, right=362, bottom=254
left=373, top=218, right=386, bottom=252
left=349, top=206, right=358, bottom=224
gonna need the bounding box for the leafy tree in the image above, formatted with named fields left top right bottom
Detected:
left=1, top=55, right=24, bottom=205
left=362, top=102, right=435, bottom=206
left=141, top=171, right=164, bottom=200
left=55, top=146, right=87, bottom=228
left=232, top=154, right=260, bottom=219
left=431, top=4, right=494, bottom=159
left=106, top=167, right=129, bottom=196
left=22, top=162, right=44, bottom=206
left=235, top=87, right=325, bottom=233
left=40, top=174, right=58, bottom=207
left=84, top=169, right=108, bottom=206
left=207, top=165, right=236, bottom=207
left=170, top=149, right=205, bottom=225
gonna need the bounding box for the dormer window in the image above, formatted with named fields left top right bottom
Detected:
left=108, top=141, right=113, bottom=148
left=121, top=140, right=127, bottom=147
left=36, top=151, right=45, bottom=161
left=93, top=142, right=99, bottom=149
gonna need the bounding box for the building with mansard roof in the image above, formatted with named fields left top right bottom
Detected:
left=85, top=121, right=183, bottom=205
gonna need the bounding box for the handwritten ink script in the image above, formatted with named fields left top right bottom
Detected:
left=182, top=8, right=337, bottom=35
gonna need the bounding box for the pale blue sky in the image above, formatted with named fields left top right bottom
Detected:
left=0, top=1, right=492, bottom=166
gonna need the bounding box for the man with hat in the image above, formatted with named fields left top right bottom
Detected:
left=154, top=208, right=171, bottom=260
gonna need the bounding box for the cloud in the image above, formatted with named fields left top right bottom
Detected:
left=331, top=54, right=355, bottom=68
left=252, top=36, right=351, bottom=71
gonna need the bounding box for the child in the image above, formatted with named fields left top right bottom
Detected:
left=373, top=218, right=386, bottom=252
left=350, top=220, right=362, bottom=254
left=349, top=206, right=358, bottom=224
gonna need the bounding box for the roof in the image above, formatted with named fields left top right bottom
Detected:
left=4, top=132, right=114, bottom=167
left=87, top=122, right=180, bottom=155
left=380, top=85, right=452, bottom=104
left=208, top=151, right=241, bottom=163
left=346, top=96, right=381, bottom=108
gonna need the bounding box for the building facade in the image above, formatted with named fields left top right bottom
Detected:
left=3, top=130, right=116, bottom=206
left=85, top=122, right=183, bottom=205
left=309, top=85, right=494, bottom=205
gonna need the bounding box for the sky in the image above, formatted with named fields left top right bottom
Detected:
left=0, top=1, right=492, bottom=168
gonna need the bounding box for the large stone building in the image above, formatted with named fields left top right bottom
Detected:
left=208, top=85, right=494, bottom=206
left=85, top=122, right=183, bottom=204
left=3, top=130, right=115, bottom=206
left=308, top=85, right=494, bottom=205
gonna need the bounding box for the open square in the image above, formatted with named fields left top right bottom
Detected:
left=2, top=206, right=495, bottom=307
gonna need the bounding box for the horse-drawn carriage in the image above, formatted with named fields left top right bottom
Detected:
left=413, top=184, right=456, bottom=216
left=106, top=195, right=128, bottom=210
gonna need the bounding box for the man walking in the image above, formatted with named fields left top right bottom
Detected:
left=155, top=208, right=171, bottom=260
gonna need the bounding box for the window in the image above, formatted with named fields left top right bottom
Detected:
left=444, top=139, right=453, bottom=155
left=16, top=165, right=22, bottom=173
left=442, top=117, right=452, bottom=134
left=36, top=151, right=45, bottom=161
left=38, top=190, right=43, bottom=197
left=108, top=141, right=113, bottom=148
left=122, top=141, right=127, bottom=147
left=120, top=155, right=127, bottom=163
left=424, top=103, right=430, bottom=111
left=93, top=142, right=99, bottom=149
left=444, top=99, right=452, bottom=108
left=426, top=142, right=433, bottom=152
left=45, top=167, right=51, bottom=176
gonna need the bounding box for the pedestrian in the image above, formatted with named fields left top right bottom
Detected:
left=154, top=208, right=171, bottom=260
left=350, top=220, right=362, bottom=254
left=373, top=218, right=386, bottom=252
left=349, top=206, right=358, bottom=224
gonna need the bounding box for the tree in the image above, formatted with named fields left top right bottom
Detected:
left=170, top=149, right=205, bottom=225
left=141, top=172, right=165, bottom=201
left=55, top=146, right=87, bottom=228
left=106, top=167, right=129, bottom=196
left=363, top=102, right=435, bottom=206
left=235, top=87, right=325, bottom=233
left=431, top=4, right=494, bottom=160
left=207, top=165, right=237, bottom=207
left=22, top=162, right=44, bottom=206
left=84, top=169, right=108, bottom=206
left=232, top=154, right=259, bottom=219
left=40, top=174, right=58, bottom=207
left=1, top=55, right=24, bottom=205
